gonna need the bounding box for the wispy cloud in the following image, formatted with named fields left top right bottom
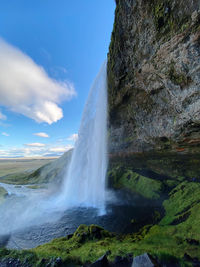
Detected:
left=0, top=111, right=6, bottom=120
left=33, top=132, right=49, bottom=138
left=2, top=132, right=9, bottom=136
left=49, top=145, right=73, bottom=153
left=0, top=144, right=73, bottom=158
left=0, top=38, right=76, bottom=124
left=67, top=133, right=78, bottom=142
left=24, top=143, right=46, bottom=147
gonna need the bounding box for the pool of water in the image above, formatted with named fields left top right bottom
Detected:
left=1, top=190, right=162, bottom=249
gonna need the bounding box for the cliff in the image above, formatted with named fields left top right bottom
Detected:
left=108, top=0, right=200, bottom=154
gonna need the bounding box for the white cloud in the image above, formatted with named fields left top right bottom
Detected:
left=33, top=132, right=49, bottom=138
left=0, top=38, right=76, bottom=124
left=67, top=133, right=78, bottom=142
left=49, top=145, right=73, bottom=153
left=0, top=111, right=6, bottom=120
left=2, top=132, right=9, bottom=136
left=0, top=144, right=73, bottom=158
left=24, top=143, right=46, bottom=147
left=0, top=147, right=45, bottom=158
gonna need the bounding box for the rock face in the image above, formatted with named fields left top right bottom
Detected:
left=107, top=0, right=200, bottom=154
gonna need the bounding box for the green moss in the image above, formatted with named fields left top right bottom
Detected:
left=168, top=62, right=192, bottom=88
left=164, top=179, right=178, bottom=188
left=152, top=0, right=191, bottom=41
left=160, top=181, right=200, bottom=225
left=137, top=182, right=200, bottom=263
left=0, top=248, right=38, bottom=266
left=109, top=168, right=163, bottom=199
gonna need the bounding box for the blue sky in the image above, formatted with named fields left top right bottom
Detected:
left=0, top=0, right=115, bottom=157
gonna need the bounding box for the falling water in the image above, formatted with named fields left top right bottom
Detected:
left=60, top=61, right=108, bottom=212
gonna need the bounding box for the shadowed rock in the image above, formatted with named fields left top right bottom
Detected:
left=132, top=253, right=155, bottom=267
left=89, top=254, right=109, bottom=267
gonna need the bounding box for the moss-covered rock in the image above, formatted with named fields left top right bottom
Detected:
left=108, top=167, right=163, bottom=200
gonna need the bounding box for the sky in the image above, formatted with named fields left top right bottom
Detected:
left=0, top=0, right=115, bottom=157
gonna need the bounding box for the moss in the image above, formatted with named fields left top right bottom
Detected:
left=164, top=179, right=178, bottom=188
left=168, top=62, right=192, bottom=88
left=152, top=0, right=191, bottom=41
left=160, top=181, right=200, bottom=225
left=109, top=168, right=163, bottom=199
left=0, top=248, right=38, bottom=266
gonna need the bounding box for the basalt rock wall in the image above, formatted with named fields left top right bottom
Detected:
left=108, top=0, right=200, bottom=154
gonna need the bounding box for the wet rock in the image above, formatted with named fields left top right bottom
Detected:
left=89, top=254, right=109, bottom=267
left=111, top=255, right=133, bottom=266
left=106, top=250, right=111, bottom=256
left=184, top=253, right=200, bottom=266
left=186, top=238, right=199, bottom=245
left=132, top=253, right=155, bottom=267
left=0, top=258, right=31, bottom=267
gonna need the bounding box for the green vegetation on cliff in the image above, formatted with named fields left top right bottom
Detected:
left=108, top=166, right=163, bottom=199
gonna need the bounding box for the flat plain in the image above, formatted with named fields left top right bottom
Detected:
left=0, top=158, right=57, bottom=178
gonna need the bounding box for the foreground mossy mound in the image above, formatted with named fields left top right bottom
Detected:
left=1, top=181, right=200, bottom=266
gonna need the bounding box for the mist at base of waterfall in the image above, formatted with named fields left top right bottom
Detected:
left=4, top=190, right=161, bottom=250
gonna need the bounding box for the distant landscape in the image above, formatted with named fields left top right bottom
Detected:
left=0, top=158, right=57, bottom=178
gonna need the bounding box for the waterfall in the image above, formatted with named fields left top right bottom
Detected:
left=60, top=61, right=108, bottom=212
